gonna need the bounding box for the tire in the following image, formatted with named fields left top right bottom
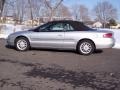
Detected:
left=77, top=40, right=95, bottom=55
left=15, top=37, right=30, bottom=51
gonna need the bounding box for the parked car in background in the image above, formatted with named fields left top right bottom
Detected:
left=7, top=20, right=115, bottom=55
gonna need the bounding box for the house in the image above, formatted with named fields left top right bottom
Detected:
left=110, top=24, right=120, bottom=29
left=22, top=20, right=39, bottom=26
left=37, top=16, right=73, bottom=23
left=83, top=21, right=94, bottom=28
left=0, top=16, right=15, bottom=24
left=22, top=16, right=73, bottom=26
left=93, top=22, right=102, bottom=28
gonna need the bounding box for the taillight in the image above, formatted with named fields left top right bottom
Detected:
left=103, top=33, right=112, bottom=38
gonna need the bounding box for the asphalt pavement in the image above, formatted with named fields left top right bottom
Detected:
left=0, top=39, right=120, bottom=90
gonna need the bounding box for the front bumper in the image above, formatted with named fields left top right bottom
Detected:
left=6, top=37, right=15, bottom=46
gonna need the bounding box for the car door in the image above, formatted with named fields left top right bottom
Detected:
left=63, top=23, right=77, bottom=49
left=30, top=23, right=65, bottom=48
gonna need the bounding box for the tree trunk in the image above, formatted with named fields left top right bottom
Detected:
left=28, top=0, right=34, bottom=27
left=49, top=9, right=55, bottom=21
left=0, top=0, right=5, bottom=16
left=0, top=0, right=5, bottom=23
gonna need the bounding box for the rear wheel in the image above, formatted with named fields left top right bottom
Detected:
left=77, top=40, right=95, bottom=55
left=15, top=37, right=30, bottom=51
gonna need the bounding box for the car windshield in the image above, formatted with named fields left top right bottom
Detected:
left=31, top=22, right=51, bottom=32
left=39, top=22, right=51, bottom=30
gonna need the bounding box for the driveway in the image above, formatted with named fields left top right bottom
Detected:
left=0, top=39, right=120, bottom=90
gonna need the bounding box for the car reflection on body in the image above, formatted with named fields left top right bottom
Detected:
left=7, top=20, right=115, bottom=55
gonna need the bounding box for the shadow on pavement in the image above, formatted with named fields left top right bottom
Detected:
left=25, top=65, right=119, bottom=90
left=94, top=49, right=103, bottom=54
left=5, top=45, right=15, bottom=50
left=5, top=45, right=103, bottom=55
left=0, top=59, right=119, bottom=90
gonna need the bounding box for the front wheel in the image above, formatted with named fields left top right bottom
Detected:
left=77, top=40, right=95, bottom=55
left=15, top=37, right=30, bottom=51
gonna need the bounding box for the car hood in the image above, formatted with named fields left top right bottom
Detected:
left=11, top=30, right=32, bottom=35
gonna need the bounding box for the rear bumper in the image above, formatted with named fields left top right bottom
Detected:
left=94, top=38, right=115, bottom=49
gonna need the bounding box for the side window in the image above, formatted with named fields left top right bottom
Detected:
left=39, top=22, right=74, bottom=32
left=49, top=23, right=64, bottom=32
left=63, top=23, right=74, bottom=31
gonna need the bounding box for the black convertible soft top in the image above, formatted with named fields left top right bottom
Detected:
left=49, top=20, right=91, bottom=31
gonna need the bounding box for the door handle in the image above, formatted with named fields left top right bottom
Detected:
left=58, top=35, right=62, bottom=36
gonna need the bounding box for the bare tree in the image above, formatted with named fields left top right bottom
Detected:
left=56, top=4, right=71, bottom=18
left=32, top=0, right=43, bottom=18
left=3, top=0, right=45, bottom=25
left=27, top=0, right=34, bottom=26
left=72, top=4, right=90, bottom=22
left=2, top=0, right=25, bottom=24
left=26, top=0, right=44, bottom=26
left=1, top=0, right=70, bottom=25
left=79, top=5, right=90, bottom=22
left=44, top=0, right=63, bottom=21
left=11, top=0, right=25, bottom=24
left=15, top=0, right=25, bottom=24
left=72, top=4, right=80, bottom=20
left=0, top=0, right=6, bottom=23
left=0, top=0, right=6, bottom=17
left=93, top=1, right=117, bottom=27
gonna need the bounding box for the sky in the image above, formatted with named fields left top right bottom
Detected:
left=63, top=0, right=119, bottom=10
left=63, top=0, right=120, bottom=21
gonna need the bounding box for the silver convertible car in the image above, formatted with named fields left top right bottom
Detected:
left=7, top=20, right=115, bottom=55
